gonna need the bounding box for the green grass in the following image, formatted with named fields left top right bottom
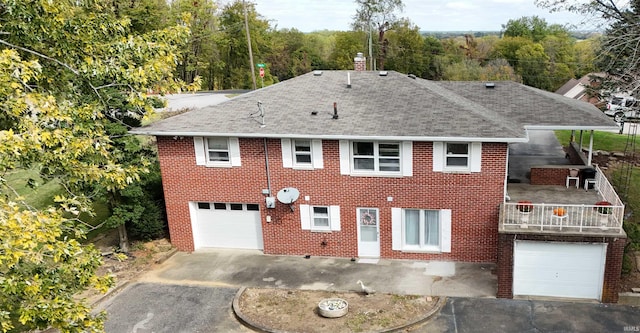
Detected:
left=3, top=168, right=61, bottom=209
left=555, top=130, right=640, bottom=152
left=4, top=167, right=111, bottom=240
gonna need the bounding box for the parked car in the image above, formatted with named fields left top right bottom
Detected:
left=604, top=95, right=640, bottom=122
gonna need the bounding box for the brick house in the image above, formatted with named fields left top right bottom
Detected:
left=133, top=62, right=625, bottom=302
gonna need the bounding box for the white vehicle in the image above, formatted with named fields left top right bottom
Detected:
left=604, top=95, right=640, bottom=122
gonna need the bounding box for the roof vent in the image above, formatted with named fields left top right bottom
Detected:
left=313, top=70, right=323, bottom=76
left=485, top=82, right=496, bottom=89
left=408, top=74, right=416, bottom=79
left=379, top=71, right=388, bottom=76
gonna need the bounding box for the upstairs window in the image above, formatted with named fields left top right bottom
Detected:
left=194, top=137, right=241, bottom=167
left=445, top=143, right=469, bottom=168
left=352, top=141, right=400, bottom=173
left=281, top=139, right=323, bottom=169
left=432, top=142, right=482, bottom=173
left=338, top=140, right=412, bottom=177
left=207, top=138, right=230, bottom=162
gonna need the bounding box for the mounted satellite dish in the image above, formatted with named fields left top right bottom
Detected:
left=276, top=187, right=300, bottom=211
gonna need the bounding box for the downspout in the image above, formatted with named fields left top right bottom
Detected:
left=264, top=138, right=272, bottom=195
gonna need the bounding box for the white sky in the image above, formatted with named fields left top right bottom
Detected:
left=249, top=0, right=595, bottom=32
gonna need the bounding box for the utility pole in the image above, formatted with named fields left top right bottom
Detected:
left=243, top=0, right=257, bottom=90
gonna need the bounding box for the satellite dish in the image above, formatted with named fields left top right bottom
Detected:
left=276, top=187, right=300, bottom=211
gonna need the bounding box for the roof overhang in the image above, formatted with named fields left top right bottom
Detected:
left=130, top=130, right=529, bottom=143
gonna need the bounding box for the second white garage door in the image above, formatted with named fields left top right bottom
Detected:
left=513, top=241, right=606, bottom=300
left=191, top=202, right=263, bottom=250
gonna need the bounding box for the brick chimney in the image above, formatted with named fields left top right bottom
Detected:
left=354, top=52, right=366, bottom=71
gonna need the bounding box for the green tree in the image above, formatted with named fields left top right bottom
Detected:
left=352, top=0, right=405, bottom=70
left=218, top=0, right=272, bottom=89
left=384, top=19, right=425, bottom=75
left=516, top=43, right=552, bottom=89
left=0, top=0, right=194, bottom=330
left=328, top=31, right=367, bottom=69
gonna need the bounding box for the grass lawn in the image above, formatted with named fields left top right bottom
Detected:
left=555, top=130, right=639, bottom=152
left=4, top=167, right=111, bottom=240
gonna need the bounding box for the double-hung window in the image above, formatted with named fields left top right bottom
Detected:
left=281, top=139, right=323, bottom=169
left=391, top=208, right=451, bottom=253
left=299, top=204, right=340, bottom=232
left=432, top=142, right=481, bottom=173
left=445, top=143, right=469, bottom=168
left=312, top=206, right=330, bottom=230
left=194, top=137, right=241, bottom=167
left=207, top=138, right=230, bottom=163
left=293, top=140, right=312, bottom=166
left=352, top=141, right=400, bottom=173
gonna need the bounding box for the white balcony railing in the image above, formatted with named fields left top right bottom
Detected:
left=500, top=202, right=624, bottom=233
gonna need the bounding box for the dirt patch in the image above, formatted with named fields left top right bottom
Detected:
left=236, top=288, right=440, bottom=333
left=80, top=230, right=176, bottom=302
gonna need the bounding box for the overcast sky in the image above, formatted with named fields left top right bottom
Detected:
left=249, top=0, right=593, bottom=32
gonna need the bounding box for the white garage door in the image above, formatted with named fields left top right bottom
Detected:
left=191, top=202, right=263, bottom=250
left=513, top=241, right=606, bottom=300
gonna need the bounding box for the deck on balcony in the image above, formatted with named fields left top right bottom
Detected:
left=501, top=183, right=626, bottom=237
left=507, top=183, right=601, bottom=205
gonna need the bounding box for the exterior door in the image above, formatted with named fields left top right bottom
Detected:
left=357, top=208, right=380, bottom=258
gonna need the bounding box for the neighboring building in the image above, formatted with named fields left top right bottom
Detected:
left=133, top=59, right=624, bottom=303
left=555, top=73, right=605, bottom=106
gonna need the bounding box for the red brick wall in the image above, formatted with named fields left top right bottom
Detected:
left=530, top=167, right=571, bottom=185
left=156, top=137, right=507, bottom=262
left=496, top=233, right=625, bottom=303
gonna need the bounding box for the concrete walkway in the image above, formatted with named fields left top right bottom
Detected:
left=138, top=249, right=497, bottom=298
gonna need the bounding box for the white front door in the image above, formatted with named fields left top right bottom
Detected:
left=357, top=208, right=380, bottom=258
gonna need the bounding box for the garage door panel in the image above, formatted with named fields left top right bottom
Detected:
left=513, top=241, right=606, bottom=300
left=191, top=202, right=263, bottom=250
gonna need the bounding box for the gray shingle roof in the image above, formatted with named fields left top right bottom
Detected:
left=132, top=71, right=617, bottom=142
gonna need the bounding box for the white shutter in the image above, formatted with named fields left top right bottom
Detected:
left=300, top=204, right=311, bottom=230
left=194, top=137, right=206, bottom=166
left=402, top=141, right=413, bottom=176
left=281, top=139, right=293, bottom=168
left=433, top=142, right=444, bottom=172
left=312, top=139, right=324, bottom=169
left=470, top=142, right=482, bottom=172
left=391, top=207, right=402, bottom=251
left=229, top=137, right=241, bottom=166
left=440, top=209, right=452, bottom=253
left=329, top=205, right=340, bottom=231
left=339, top=140, right=351, bottom=175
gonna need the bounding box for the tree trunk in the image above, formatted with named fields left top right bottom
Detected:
left=118, top=223, right=130, bottom=253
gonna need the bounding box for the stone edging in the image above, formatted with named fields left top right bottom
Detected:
left=232, top=287, right=447, bottom=333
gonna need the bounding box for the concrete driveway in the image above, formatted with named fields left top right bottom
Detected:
left=95, top=249, right=640, bottom=332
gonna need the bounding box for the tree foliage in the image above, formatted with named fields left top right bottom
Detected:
left=0, top=0, right=195, bottom=331
left=352, top=0, right=405, bottom=70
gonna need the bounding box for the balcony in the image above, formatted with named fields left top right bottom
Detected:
left=500, top=165, right=625, bottom=236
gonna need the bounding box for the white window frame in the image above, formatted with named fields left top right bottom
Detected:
left=432, top=142, right=481, bottom=173
left=299, top=204, right=340, bottom=232
left=194, top=137, right=241, bottom=167
left=311, top=206, right=331, bottom=231
left=342, top=141, right=408, bottom=176
left=391, top=208, right=451, bottom=253
left=293, top=139, right=313, bottom=167
left=281, top=139, right=323, bottom=169
left=444, top=142, right=469, bottom=170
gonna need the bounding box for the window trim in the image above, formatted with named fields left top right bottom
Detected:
left=391, top=208, right=451, bottom=253
left=293, top=139, right=313, bottom=168
left=444, top=142, right=470, bottom=171
left=432, top=142, right=482, bottom=173
left=194, top=137, right=241, bottom=167
left=351, top=141, right=402, bottom=175
left=299, top=204, right=341, bottom=232
left=281, top=139, right=324, bottom=170
left=206, top=137, right=231, bottom=166
left=401, top=209, right=441, bottom=252
left=311, top=206, right=331, bottom=231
